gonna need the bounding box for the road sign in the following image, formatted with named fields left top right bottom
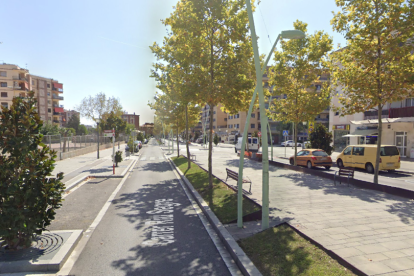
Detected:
left=258, top=131, right=261, bottom=137
left=283, top=130, right=288, bottom=136
left=308, top=122, right=315, bottom=134
left=104, top=129, right=115, bottom=137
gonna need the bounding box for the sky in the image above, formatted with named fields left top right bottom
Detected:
left=0, top=0, right=347, bottom=126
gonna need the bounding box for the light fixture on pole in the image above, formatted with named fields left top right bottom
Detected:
left=96, top=118, right=101, bottom=159
left=239, top=0, right=306, bottom=230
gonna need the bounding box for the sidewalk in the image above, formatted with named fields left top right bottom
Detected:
left=52, top=144, right=137, bottom=190
left=183, top=145, right=414, bottom=276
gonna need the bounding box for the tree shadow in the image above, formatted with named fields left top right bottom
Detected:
left=110, top=178, right=230, bottom=275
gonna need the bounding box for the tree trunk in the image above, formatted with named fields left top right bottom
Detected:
left=374, top=104, right=382, bottom=184
left=185, top=105, right=191, bottom=169
left=62, top=133, right=67, bottom=152
left=294, top=122, right=298, bottom=166
left=208, top=104, right=214, bottom=189
left=176, top=123, right=180, bottom=158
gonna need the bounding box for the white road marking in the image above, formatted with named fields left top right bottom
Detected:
left=150, top=157, right=155, bottom=161
left=140, top=156, right=147, bottom=161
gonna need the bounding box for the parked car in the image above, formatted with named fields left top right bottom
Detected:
left=235, top=137, right=260, bottom=153
left=289, top=149, right=332, bottom=170
left=281, top=140, right=302, bottom=147
left=336, top=145, right=400, bottom=173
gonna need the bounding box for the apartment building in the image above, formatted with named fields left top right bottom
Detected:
left=61, top=109, right=80, bottom=128
left=121, top=112, right=140, bottom=129
left=329, top=92, right=414, bottom=157
left=140, top=123, right=154, bottom=136
left=0, top=63, right=64, bottom=126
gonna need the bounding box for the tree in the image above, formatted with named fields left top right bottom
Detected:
left=213, top=133, right=219, bottom=146
left=76, top=92, right=123, bottom=124
left=309, top=124, right=334, bottom=155
left=101, top=111, right=127, bottom=139
left=67, top=113, right=80, bottom=135
left=152, top=0, right=256, bottom=189
left=330, top=0, right=414, bottom=183
left=39, top=122, right=60, bottom=135
left=137, top=132, right=144, bottom=142
left=78, top=124, right=88, bottom=135
left=268, top=20, right=333, bottom=165
left=0, top=92, right=64, bottom=250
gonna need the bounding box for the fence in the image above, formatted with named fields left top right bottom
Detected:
left=41, top=134, right=127, bottom=154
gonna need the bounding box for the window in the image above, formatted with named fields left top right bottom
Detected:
left=48, top=100, right=50, bottom=104
left=343, top=146, right=352, bottom=155
left=335, top=111, right=339, bottom=116
left=1, top=92, right=7, bottom=97
left=251, top=113, right=255, bottom=118
left=0, top=82, right=7, bottom=87
left=32, top=80, right=34, bottom=85
left=352, top=147, right=364, bottom=156
left=213, top=118, right=216, bottom=122
left=47, top=92, right=50, bottom=96
left=1, top=102, right=8, bottom=108
left=235, top=124, right=239, bottom=128
left=229, top=124, right=233, bottom=128
left=258, top=112, right=260, bottom=120
left=47, top=84, right=50, bottom=88
left=229, top=115, right=233, bottom=119
left=234, top=114, right=239, bottom=119
left=224, top=118, right=227, bottom=121
left=380, top=146, right=400, bottom=156
left=48, top=108, right=51, bottom=113
left=251, top=124, right=255, bottom=128
left=0, top=71, right=6, bottom=77
left=213, top=111, right=216, bottom=114
left=406, top=98, right=414, bottom=107
left=313, top=150, right=328, bottom=157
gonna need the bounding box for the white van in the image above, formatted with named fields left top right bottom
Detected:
left=235, top=137, right=260, bottom=153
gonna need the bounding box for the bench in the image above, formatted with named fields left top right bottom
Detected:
left=334, top=167, right=355, bottom=186
left=225, top=168, right=252, bottom=194
left=190, top=154, right=196, bottom=160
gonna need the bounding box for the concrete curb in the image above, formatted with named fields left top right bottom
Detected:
left=168, top=157, right=262, bottom=276
left=63, top=158, right=138, bottom=192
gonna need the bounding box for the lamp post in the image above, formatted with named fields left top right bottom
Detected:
left=240, top=0, right=305, bottom=230
left=96, top=118, right=101, bottom=159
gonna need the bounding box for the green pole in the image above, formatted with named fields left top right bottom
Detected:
left=240, top=0, right=275, bottom=230
left=268, top=95, right=273, bottom=161
left=171, top=129, right=174, bottom=154
left=236, top=33, right=282, bottom=228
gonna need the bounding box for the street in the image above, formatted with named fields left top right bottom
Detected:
left=51, top=140, right=231, bottom=276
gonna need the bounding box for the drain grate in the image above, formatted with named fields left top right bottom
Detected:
left=0, top=232, right=63, bottom=261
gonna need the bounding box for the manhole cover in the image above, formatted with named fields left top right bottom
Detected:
left=0, top=232, right=63, bottom=261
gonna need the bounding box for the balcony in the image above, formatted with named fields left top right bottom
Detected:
left=52, top=94, right=64, bottom=100
left=52, top=87, right=64, bottom=93
left=389, top=106, right=414, bottom=118
left=53, top=112, right=60, bottom=116
left=12, top=76, right=27, bottom=82
left=364, top=109, right=389, bottom=120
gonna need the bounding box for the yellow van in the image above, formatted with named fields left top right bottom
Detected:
left=336, top=145, right=400, bottom=173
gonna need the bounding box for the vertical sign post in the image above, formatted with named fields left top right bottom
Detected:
left=112, top=128, right=115, bottom=174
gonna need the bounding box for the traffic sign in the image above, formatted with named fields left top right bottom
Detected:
left=308, top=122, right=315, bottom=134
left=258, top=131, right=261, bottom=137
left=283, top=130, right=288, bottom=136
left=104, top=129, right=115, bottom=137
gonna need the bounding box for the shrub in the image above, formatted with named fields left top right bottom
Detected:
left=0, top=92, right=64, bottom=250
left=309, top=124, right=334, bottom=155
left=115, top=151, right=123, bottom=166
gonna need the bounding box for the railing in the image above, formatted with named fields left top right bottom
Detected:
left=53, top=112, right=60, bottom=115
left=364, top=109, right=389, bottom=120
left=389, top=106, right=414, bottom=118
left=12, top=76, right=27, bottom=81
left=52, top=94, right=64, bottom=100
left=217, top=125, right=227, bottom=128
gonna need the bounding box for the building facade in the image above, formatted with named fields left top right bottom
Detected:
left=121, top=112, right=140, bottom=129
left=61, top=109, right=80, bottom=128
left=0, top=63, right=64, bottom=126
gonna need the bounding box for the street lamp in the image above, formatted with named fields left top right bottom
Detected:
left=238, top=0, right=306, bottom=230
left=96, top=118, right=101, bottom=159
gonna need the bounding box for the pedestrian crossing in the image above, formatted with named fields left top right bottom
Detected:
left=139, top=156, right=165, bottom=161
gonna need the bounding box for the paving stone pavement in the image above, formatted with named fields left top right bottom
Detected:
left=176, top=143, right=414, bottom=276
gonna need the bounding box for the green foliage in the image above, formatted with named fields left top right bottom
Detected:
left=330, top=0, right=414, bottom=183
left=115, top=151, right=123, bottom=166
left=0, top=92, right=65, bottom=250
left=76, top=92, right=123, bottom=124
left=213, top=133, right=219, bottom=146
left=39, top=122, right=59, bottom=135
left=309, top=124, right=334, bottom=155
left=67, top=114, right=80, bottom=134
left=78, top=124, right=88, bottom=135
left=101, top=111, right=127, bottom=138
left=125, top=123, right=135, bottom=135
left=136, top=132, right=144, bottom=142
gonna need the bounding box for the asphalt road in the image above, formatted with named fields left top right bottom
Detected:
left=69, top=139, right=231, bottom=276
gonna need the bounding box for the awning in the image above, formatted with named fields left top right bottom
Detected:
left=351, top=117, right=414, bottom=125
left=54, top=107, right=64, bottom=113
left=342, top=129, right=378, bottom=137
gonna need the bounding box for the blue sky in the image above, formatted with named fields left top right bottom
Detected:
left=0, top=0, right=346, bottom=125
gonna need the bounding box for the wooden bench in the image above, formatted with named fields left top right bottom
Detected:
left=190, top=154, right=196, bottom=160
left=334, top=167, right=355, bottom=186
left=225, top=168, right=252, bottom=194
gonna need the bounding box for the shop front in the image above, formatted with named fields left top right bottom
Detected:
left=332, top=124, right=350, bottom=151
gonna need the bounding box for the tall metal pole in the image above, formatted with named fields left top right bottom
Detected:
left=236, top=33, right=282, bottom=228
left=245, top=0, right=269, bottom=230
left=97, top=122, right=100, bottom=159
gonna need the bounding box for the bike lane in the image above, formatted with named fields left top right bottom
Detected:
left=69, top=141, right=231, bottom=276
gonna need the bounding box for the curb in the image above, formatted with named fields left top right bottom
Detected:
left=63, top=158, right=138, bottom=192
left=168, top=157, right=262, bottom=276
